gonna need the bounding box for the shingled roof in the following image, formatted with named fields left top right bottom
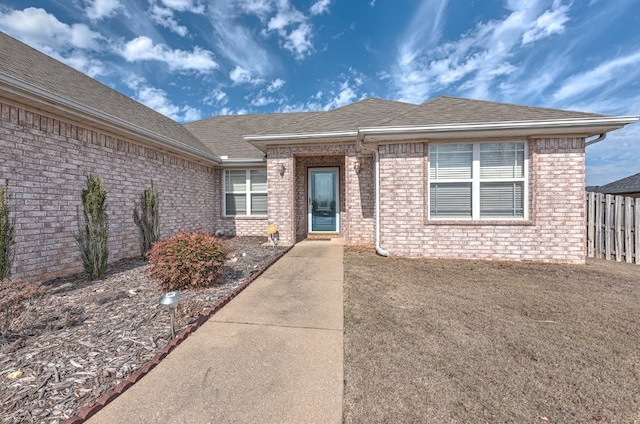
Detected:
left=184, top=98, right=418, bottom=159
left=591, top=172, right=640, bottom=195
left=184, top=111, right=321, bottom=159
left=381, top=96, right=608, bottom=126
left=0, top=31, right=216, bottom=162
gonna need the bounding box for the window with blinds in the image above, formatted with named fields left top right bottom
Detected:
left=224, top=169, right=267, bottom=216
left=429, top=142, right=527, bottom=220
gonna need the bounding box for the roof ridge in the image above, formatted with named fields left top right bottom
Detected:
left=424, top=95, right=608, bottom=117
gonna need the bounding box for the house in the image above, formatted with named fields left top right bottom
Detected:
left=587, top=172, right=640, bottom=198
left=1, top=31, right=638, bottom=282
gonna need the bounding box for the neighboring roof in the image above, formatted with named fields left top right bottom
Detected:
left=184, top=111, right=321, bottom=160
left=0, top=31, right=217, bottom=163
left=590, top=172, right=640, bottom=195
left=382, top=96, right=607, bottom=126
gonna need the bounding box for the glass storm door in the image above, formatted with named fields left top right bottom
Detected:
left=308, top=168, right=339, bottom=232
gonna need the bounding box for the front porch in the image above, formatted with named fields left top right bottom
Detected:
left=265, top=145, right=375, bottom=247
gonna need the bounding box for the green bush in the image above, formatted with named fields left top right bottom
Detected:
left=146, top=231, right=229, bottom=292
left=0, top=180, right=15, bottom=280
left=133, top=182, right=160, bottom=257
left=76, top=175, right=109, bottom=280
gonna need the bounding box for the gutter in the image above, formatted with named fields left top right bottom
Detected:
left=0, top=72, right=221, bottom=165
left=358, top=116, right=640, bottom=137
left=220, top=158, right=267, bottom=167
left=356, top=134, right=388, bottom=257
left=585, top=133, right=606, bottom=146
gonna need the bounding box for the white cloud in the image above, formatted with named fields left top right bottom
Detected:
left=206, top=0, right=275, bottom=78
left=120, top=36, right=218, bottom=72
left=229, top=65, right=265, bottom=85
left=160, top=0, right=205, bottom=13
left=278, top=69, right=366, bottom=112
left=203, top=89, right=229, bottom=106
left=181, top=105, right=203, bottom=121
left=282, top=22, right=314, bottom=59
left=310, top=0, right=331, bottom=15
left=0, top=7, right=102, bottom=51
left=522, top=3, right=570, bottom=44
left=552, top=50, right=640, bottom=102
left=390, top=0, right=573, bottom=103
left=85, top=0, right=122, bottom=21
left=245, top=77, right=287, bottom=107
left=267, top=78, right=285, bottom=92
left=150, top=4, right=189, bottom=36
left=126, top=76, right=203, bottom=122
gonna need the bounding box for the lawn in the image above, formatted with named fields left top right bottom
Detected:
left=343, top=246, right=640, bottom=423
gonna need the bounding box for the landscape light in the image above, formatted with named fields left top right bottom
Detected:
left=159, top=291, right=181, bottom=339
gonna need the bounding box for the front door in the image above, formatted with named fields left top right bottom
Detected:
left=308, top=167, right=339, bottom=233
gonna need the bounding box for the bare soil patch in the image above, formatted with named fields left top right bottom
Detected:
left=0, top=237, right=285, bottom=424
left=343, top=247, right=640, bottom=423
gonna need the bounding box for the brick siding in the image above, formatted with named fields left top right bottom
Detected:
left=0, top=101, right=218, bottom=282
left=376, top=139, right=586, bottom=263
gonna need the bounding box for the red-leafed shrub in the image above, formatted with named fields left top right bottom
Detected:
left=146, top=231, right=229, bottom=291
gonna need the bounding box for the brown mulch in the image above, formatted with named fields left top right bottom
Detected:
left=0, top=236, right=285, bottom=424
left=343, top=246, right=640, bottom=424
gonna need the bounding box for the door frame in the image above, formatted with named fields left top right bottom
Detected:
left=308, top=167, right=340, bottom=234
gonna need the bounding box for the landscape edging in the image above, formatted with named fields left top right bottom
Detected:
left=64, top=246, right=292, bottom=424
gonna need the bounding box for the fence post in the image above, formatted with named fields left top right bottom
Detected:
left=633, top=198, right=640, bottom=265
left=625, top=197, right=633, bottom=263
left=587, top=192, right=595, bottom=257
left=605, top=194, right=613, bottom=260
left=595, top=193, right=603, bottom=258
left=615, top=195, right=623, bottom=262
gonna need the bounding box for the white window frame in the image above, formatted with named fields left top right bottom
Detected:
left=224, top=169, right=267, bottom=217
left=428, top=141, right=529, bottom=220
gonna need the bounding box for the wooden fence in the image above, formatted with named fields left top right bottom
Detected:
left=586, top=192, right=640, bottom=264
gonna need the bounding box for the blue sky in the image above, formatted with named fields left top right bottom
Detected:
left=0, top=0, right=638, bottom=185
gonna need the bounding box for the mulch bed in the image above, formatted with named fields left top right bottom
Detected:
left=0, top=236, right=285, bottom=424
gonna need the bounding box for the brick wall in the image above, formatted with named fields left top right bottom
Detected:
left=266, top=147, right=295, bottom=244
left=0, top=101, right=218, bottom=282
left=377, top=138, right=586, bottom=263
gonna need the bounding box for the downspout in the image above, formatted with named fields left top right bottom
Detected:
left=357, top=133, right=388, bottom=257
left=585, top=133, right=606, bottom=146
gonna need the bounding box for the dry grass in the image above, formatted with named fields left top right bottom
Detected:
left=343, top=246, right=640, bottom=423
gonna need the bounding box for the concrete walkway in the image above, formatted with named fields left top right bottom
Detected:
left=88, top=240, right=344, bottom=424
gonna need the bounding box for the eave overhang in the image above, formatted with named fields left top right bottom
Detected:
left=0, top=72, right=221, bottom=166
left=245, top=116, right=640, bottom=152
left=219, top=158, right=267, bottom=168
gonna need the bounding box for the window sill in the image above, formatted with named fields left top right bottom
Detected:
left=222, top=215, right=268, bottom=220
left=426, top=219, right=534, bottom=226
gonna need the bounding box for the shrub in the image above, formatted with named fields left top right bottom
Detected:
left=76, top=175, right=109, bottom=280
left=0, top=180, right=15, bottom=280
left=133, top=182, right=160, bottom=258
left=146, top=231, right=229, bottom=291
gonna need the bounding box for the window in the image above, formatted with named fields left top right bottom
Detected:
left=224, top=169, right=267, bottom=216
left=429, top=142, right=527, bottom=220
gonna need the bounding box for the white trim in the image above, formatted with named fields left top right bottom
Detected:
left=308, top=167, right=340, bottom=233
left=223, top=169, right=267, bottom=217
left=358, top=116, right=640, bottom=135
left=221, top=158, right=267, bottom=168
left=245, top=116, right=639, bottom=152
left=428, top=141, right=529, bottom=220
left=245, top=130, right=357, bottom=142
